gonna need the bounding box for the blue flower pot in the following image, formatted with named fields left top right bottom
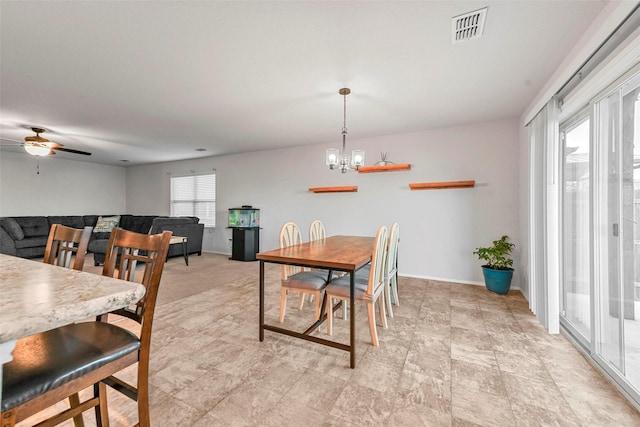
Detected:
left=481, top=266, right=513, bottom=295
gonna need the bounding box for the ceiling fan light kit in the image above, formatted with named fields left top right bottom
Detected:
left=326, top=88, right=364, bottom=173
left=24, top=144, right=54, bottom=156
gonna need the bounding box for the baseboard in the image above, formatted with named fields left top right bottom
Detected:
left=398, top=272, right=520, bottom=290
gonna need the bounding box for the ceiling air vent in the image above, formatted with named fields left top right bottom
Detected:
left=451, top=7, right=487, bottom=43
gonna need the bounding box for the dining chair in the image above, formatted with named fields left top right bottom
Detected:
left=309, top=219, right=326, bottom=241
left=384, top=222, right=400, bottom=317
left=43, top=223, right=93, bottom=271
left=325, top=225, right=388, bottom=346
left=354, top=222, right=400, bottom=317
left=1, top=227, right=172, bottom=427
left=278, top=221, right=329, bottom=322
left=41, top=223, right=93, bottom=426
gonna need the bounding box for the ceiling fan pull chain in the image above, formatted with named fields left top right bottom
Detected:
left=36, top=158, right=40, bottom=175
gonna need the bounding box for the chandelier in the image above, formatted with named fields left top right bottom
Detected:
left=326, top=88, right=364, bottom=173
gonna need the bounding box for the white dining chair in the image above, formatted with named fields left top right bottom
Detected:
left=278, top=221, right=329, bottom=322
left=325, top=225, right=388, bottom=346
left=384, top=222, right=400, bottom=317
left=309, top=219, right=326, bottom=241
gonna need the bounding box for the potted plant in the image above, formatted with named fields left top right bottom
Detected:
left=473, top=235, right=514, bottom=295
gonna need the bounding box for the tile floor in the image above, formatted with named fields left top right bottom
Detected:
left=16, top=253, right=640, bottom=426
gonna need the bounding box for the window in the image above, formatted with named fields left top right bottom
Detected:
left=170, top=173, right=216, bottom=227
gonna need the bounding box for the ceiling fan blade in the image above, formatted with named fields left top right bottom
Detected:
left=0, top=136, right=24, bottom=145
left=54, top=147, right=92, bottom=156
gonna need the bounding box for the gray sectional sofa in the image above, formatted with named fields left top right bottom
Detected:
left=0, top=214, right=204, bottom=265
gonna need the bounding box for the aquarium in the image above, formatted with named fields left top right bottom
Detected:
left=228, top=207, right=260, bottom=228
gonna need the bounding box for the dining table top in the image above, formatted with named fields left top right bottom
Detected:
left=256, top=235, right=375, bottom=271
left=0, top=254, right=146, bottom=343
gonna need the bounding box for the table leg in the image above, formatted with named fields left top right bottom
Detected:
left=182, top=238, right=188, bottom=266
left=259, top=260, right=265, bottom=342
left=350, top=271, right=356, bottom=368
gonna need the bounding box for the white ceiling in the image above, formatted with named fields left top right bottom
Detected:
left=0, top=1, right=608, bottom=166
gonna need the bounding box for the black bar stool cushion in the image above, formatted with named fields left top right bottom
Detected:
left=2, top=321, right=139, bottom=412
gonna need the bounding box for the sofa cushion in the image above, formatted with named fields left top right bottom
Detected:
left=0, top=217, right=24, bottom=240
left=48, top=216, right=85, bottom=229
left=83, top=215, right=99, bottom=227
left=87, top=239, right=110, bottom=255
left=93, top=215, right=121, bottom=233
left=119, top=215, right=156, bottom=234
left=13, top=217, right=50, bottom=238
left=15, top=236, right=49, bottom=250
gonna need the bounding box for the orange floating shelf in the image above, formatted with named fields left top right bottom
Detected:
left=309, top=186, right=358, bottom=193
left=409, top=180, right=475, bottom=190
left=358, top=163, right=411, bottom=173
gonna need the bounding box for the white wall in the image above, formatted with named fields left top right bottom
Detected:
left=0, top=151, right=127, bottom=216
left=126, top=118, right=520, bottom=286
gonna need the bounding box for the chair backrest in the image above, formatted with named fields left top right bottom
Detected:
left=279, top=221, right=303, bottom=278
left=102, top=228, right=172, bottom=345
left=280, top=221, right=302, bottom=247
left=366, top=225, right=389, bottom=296
left=309, top=220, right=326, bottom=241
left=386, top=222, right=400, bottom=276
left=43, top=224, right=93, bottom=271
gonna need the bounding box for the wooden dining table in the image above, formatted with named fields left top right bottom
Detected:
left=0, top=254, right=146, bottom=404
left=257, top=235, right=374, bottom=368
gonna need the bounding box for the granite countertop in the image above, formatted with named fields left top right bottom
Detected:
left=0, top=254, right=146, bottom=343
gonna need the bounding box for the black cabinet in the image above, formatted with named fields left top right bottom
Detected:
left=231, top=227, right=260, bottom=261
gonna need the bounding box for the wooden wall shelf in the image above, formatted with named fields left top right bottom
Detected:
left=309, top=186, right=358, bottom=193
left=409, top=180, right=475, bottom=190
left=358, top=163, right=411, bottom=173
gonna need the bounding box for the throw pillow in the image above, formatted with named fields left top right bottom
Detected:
left=0, top=217, right=25, bottom=240
left=93, top=215, right=121, bottom=233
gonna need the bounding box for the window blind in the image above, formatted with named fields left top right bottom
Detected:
left=170, top=173, right=216, bottom=227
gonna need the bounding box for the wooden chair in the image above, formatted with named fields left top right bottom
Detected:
left=325, top=225, right=388, bottom=346
left=355, top=222, right=400, bottom=317
left=42, top=223, right=93, bottom=426
left=1, top=228, right=172, bottom=427
left=43, top=223, right=93, bottom=271
left=278, top=222, right=329, bottom=322
left=309, top=219, right=326, bottom=241
left=384, top=222, right=400, bottom=317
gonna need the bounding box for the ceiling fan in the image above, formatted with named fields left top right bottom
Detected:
left=1, top=127, right=91, bottom=157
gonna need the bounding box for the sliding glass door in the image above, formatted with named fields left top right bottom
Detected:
left=593, top=69, right=640, bottom=394
left=561, top=115, right=591, bottom=344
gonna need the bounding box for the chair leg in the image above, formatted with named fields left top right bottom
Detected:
left=326, top=295, right=333, bottom=336
left=392, top=275, right=399, bottom=306
left=367, top=302, right=379, bottom=346
left=297, top=292, right=305, bottom=310
left=69, top=393, right=85, bottom=427
left=138, top=364, right=151, bottom=427
left=379, top=296, right=388, bottom=329
left=278, top=288, right=287, bottom=322
left=95, top=382, right=109, bottom=427
left=385, top=280, right=394, bottom=318
left=314, top=291, right=321, bottom=321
